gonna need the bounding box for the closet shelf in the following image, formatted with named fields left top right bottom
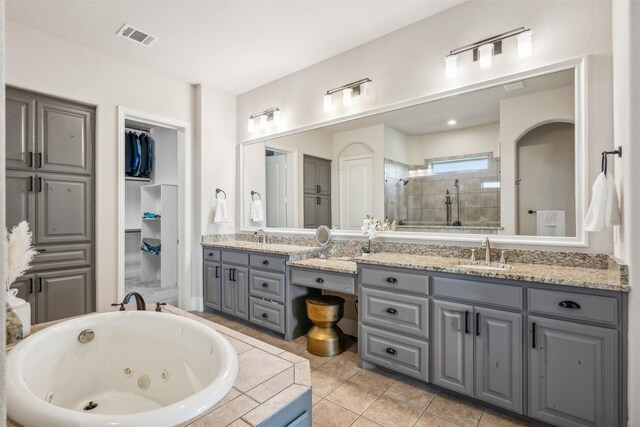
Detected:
left=126, top=177, right=152, bottom=182
left=142, top=217, right=161, bottom=221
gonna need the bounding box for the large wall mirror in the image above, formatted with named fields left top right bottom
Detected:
left=241, top=60, right=586, bottom=243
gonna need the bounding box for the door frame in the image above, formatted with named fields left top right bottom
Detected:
left=116, top=107, right=192, bottom=310
left=339, top=154, right=374, bottom=230
left=264, top=146, right=295, bottom=228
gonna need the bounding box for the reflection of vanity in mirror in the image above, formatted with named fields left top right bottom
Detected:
left=242, top=66, right=580, bottom=238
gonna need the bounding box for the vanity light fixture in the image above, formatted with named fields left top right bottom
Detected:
left=323, top=78, right=372, bottom=111
left=444, top=27, right=532, bottom=77
left=247, top=107, right=281, bottom=133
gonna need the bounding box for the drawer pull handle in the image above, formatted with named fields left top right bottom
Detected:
left=476, top=312, right=480, bottom=336
left=316, top=278, right=324, bottom=284
left=532, top=322, right=537, bottom=349
left=262, top=260, right=269, bottom=265
left=208, top=252, right=213, bottom=256
left=262, top=282, right=269, bottom=288
left=262, top=313, right=269, bottom=319
left=558, top=300, right=581, bottom=310
left=386, top=277, right=398, bottom=284
left=386, top=308, right=398, bottom=315
left=385, top=347, right=397, bottom=355
left=215, top=266, right=219, bottom=278
left=464, top=311, right=470, bottom=334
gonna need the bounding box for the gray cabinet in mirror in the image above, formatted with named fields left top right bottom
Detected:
left=240, top=60, right=588, bottom=244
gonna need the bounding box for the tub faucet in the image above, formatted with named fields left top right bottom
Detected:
left=255, top=228, right=267, bottom=244
left=481, top=237, right=491, bottom=262
left=111, top=292, right=147, bottom=311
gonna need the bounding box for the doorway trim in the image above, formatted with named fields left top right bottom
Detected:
left=116, top=107, right=192, bottom=309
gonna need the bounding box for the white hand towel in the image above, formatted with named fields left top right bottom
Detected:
left=585, top=172, right=621, bottom=231
left=536, top=210, right=565, bottom=236
left=213, top=198, right=228, bottom=224
left=250, top=199, right=265, bottom=223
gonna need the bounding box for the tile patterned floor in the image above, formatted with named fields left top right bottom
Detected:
left=192, top=311, right=534, bottom=427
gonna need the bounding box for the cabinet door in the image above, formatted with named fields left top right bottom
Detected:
left=36, top=268, right=92, bottom=323
left=37, top=99, right=93, bottom=174
left=316, top=196, right=331, bottom=227
left=204, top=261, right=222, bottom=311
left=221, top=265, right=235, bottom=315
left=303, top=157, right=318, bottom=194
left=529, top=316, right=617, bottom=427
left=6, top=90, right=35, bottom=169
left=6, top=170, right=36, bottom=230
left=303, top=195, right=318, bottom=229
left=233, top=266, right=249, bottom=320
left=474, top=307, right=522, bottom=413
left=432, top=299, right=474, bottom=396
left=36, top=173, right=92, bottom=244
left=316, top=159, right=331, bottom=195
left=10, top=274, right=36, bottom=325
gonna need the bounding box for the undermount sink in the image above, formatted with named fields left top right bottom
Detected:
left=458, top=262, right=513, bottom=271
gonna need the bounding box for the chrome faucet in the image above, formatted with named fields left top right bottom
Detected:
left=112, top=292, right=147, bottom=311
left=481, top=237, right=491, bottom=262
left=255, top=228, right=267, bottom=244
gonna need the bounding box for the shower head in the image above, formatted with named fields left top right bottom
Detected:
left=399, top=178, right=409, bottom=186
left=454, top=179, right=459, bottom=188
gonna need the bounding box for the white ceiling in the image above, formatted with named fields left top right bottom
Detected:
left=6, top=0, right=465, bottom=94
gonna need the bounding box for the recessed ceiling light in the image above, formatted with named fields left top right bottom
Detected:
left=447, top=119, right=458, bottom=126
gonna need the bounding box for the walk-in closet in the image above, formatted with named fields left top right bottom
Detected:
left=124, top=120, right=179, bottom=305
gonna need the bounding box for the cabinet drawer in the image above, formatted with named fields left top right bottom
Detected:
left=360, top=325, right=428, bottom=381
left=291, top=268, right=355, bottom=294
left=361, top=267, right=429, bottom=295
left=528, top=288, right=618, bottom=325
left=203, top=248, right=221, bottom=262
left=31, top=244, right=92, bottom=271
left=360, top=286, right=428, bottom=338
left=221, top=250, right=249, bottom=266
left=250, top=254, right=286, bottom=273
left=433, top=277, right=522, bottom=309
left=250, top=270, right=285, bottom=303
left=249, top=297, right=285, bottom=334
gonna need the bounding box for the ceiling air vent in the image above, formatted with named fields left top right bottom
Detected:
left=116, top=24, right=157, bottom=47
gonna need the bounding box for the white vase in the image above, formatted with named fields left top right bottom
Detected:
left=7, top=289, right=31, bottom=336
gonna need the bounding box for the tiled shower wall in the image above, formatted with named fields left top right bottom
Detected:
left=384, top=154, right=501, bottom=227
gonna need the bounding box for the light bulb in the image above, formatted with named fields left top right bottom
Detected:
left=272, top=110, right=282, bottom=125
left=247, top=117, right=256, bottom=132
left=259, top=115, right=268, bottom=129
left=447, top=119, right=457, bottom=126
left=517, top=30, right=533, bottom=58
left=362, top=80, right=373, bottom=98
left=445, top=55, right=457, bottom=80
left=324, top=94, right=333, bottom=112
left=478, top=43, right=494, bottom=69
left=342, top=88, right=353, bottom=107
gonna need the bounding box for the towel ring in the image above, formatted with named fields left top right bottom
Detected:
left=251, top=191, right=262, bottom=201
left=215, top=188, right=226, bottom=200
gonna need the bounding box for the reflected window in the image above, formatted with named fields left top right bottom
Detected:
left=428, top=156, right=489, bottom=174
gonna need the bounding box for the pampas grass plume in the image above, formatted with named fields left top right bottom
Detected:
left=4, top=221, right=37, bottom=291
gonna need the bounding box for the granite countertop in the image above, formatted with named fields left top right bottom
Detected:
left=7, top=305, right=311, bottom=427
left=288, top=257, right=358, bottom=275
left=355, top=252, right=629, bottom=292
left=202, top=240, right=321, bottom=258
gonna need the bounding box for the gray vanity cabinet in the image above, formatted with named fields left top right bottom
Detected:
left=432, top=300, right=474, bottom=396
left=474, top=307, right=522, bottom=412
left=221, top=265, right=249, bottom=320
left=6, top=90, right=35, bottom=170
left=35, top=268, right=93, bottom=323
left=203, top=261, right=222, bottom=311
left=6, top=169, right=36, bottom=230
left=529, top=316, right=618, bottom=427
left=303, top=155, right=331, bottom=228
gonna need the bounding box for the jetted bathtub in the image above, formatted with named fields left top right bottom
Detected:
left=7, top=311, right=239, bottom=427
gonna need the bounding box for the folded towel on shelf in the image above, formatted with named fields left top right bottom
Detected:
left=584, top=172, right=621, bottom=232
left=140, top=238, right=161, bottom=255
left=143, top=212, right=161, bottom=219
left=214, top=198, right=228, bottom=224
left=536, top=210, right=566, bottom=236
left=250, top=199, right=265, bottom=223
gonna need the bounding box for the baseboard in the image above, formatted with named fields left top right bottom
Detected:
left=338, top=317, right=358, bottom=338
